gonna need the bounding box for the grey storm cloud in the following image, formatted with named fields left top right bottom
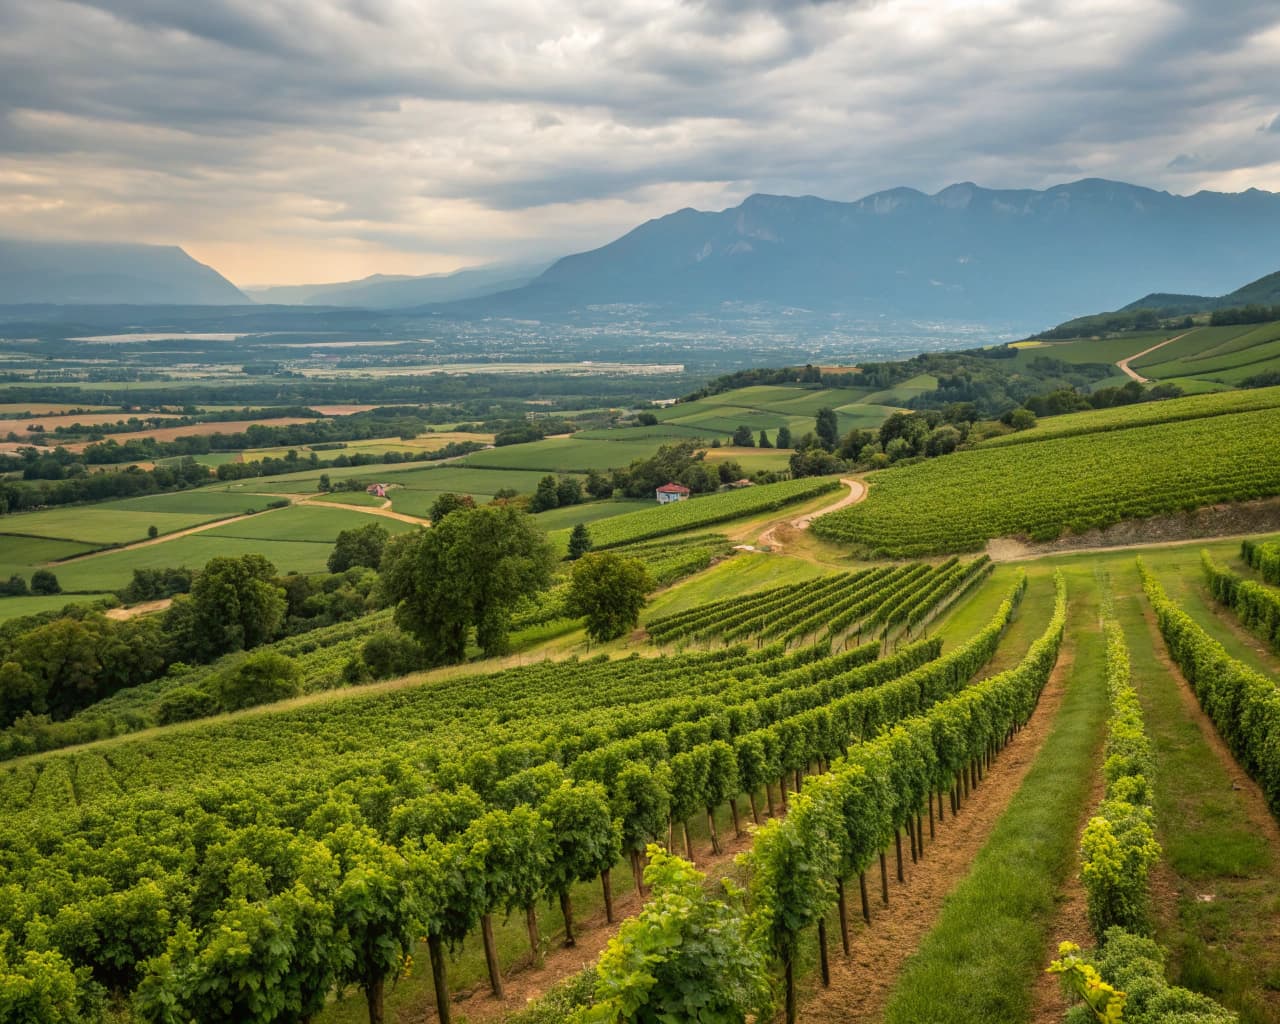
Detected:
left=1, top=0, right=1280, bottom=282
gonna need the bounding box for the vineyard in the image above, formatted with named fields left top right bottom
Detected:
left=645, top=556, right=991, bottom=645
left=975, top=384, right=1280, bottom=448
left=0, top=563, right=1040, bottom=1022
left=812, top=408, right=1280, bottom=556
left=1201, top=549, right=1280, bottom=651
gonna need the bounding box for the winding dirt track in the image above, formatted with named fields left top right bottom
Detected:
left=1115, top=329, right=1194, bottom=383
left=296, top=495, right=430, bottom=527
left=756, top=477, right=866, bottom=550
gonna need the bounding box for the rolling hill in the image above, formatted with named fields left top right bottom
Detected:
left=1120, top=269, right=1280, bottom=315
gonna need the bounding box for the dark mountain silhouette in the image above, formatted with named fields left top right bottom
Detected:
left=437, top=179, right=1280, bottom=324
left=0, top=239, right=247, bottom=305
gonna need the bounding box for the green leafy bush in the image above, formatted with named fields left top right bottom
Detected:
left=212, top=651, right=302, bottom=711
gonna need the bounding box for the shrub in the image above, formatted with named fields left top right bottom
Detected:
left=360, top=631, right=426, bottom=680
left=212, top=651, right=302, bottom=711
left=155, top=686, right=220, bottom=725
left=30, top=570, right=61, bottom=595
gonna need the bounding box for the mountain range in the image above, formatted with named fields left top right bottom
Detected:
left=453, top=179, right=1280, bottom=324
left=5, top=179, right=1280, bottom=324
left=0, top=239, right=246, bottom=305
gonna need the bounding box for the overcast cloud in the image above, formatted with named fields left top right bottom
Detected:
left=1, top=0, right=1279, bottom=284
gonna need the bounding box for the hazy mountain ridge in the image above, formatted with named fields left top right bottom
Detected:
left=247, top=263, right=546, bottom=307
left=440, top=179, right=1280, bottom=324
left=0, top=239, right=247, bottom=305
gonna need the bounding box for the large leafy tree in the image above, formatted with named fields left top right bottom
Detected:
left=165, top=555, right=286, bottom=661
left=815, top=407, right=840, bottom=451
left=328, top=523, right=390, bottom=574
left=381, top=505, right=555, bottom=664
left=567, top=553, right=650, bottom=643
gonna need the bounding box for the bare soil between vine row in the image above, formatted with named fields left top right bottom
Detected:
left=798, top=641, right=1075, bottom=1023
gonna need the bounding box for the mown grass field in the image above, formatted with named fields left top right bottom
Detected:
left=651, top=382, right=907, bottom=441
left=461, top=437, right=663, bottom=472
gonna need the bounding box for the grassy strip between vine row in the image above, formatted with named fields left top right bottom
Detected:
left=1140, top=560, right=1280, bottom=815
left=1201, top=548, right=1280, bottom=652
left=877, top=576, right=1103, bottom=1024
left=1048, top=617, right=1236, bottom=1024
left=740, top=571, right=1064, bottom=1022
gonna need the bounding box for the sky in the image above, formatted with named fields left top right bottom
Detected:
left=2, top=0, right=1279, bottom=287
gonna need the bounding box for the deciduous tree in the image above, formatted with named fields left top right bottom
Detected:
left=568, top=553, right=650, bottom=642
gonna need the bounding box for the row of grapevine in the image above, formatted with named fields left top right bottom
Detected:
left=1050, top=620, right=1232, bottom=1024
left=741, top=571, right=1065, bottom=1021
left=1242, top=538, right=1280, bottom=586
left=1079, top=621, right=1160, bottom=940
left=812, top=408, right=1280, bottom=556
left=978, top=384, right=1280, bottom=449
left=608, top=532, right=734, bottom=586
left=588, top=476, right=842, bottom=548
left=0, top=578, right=1028, bottom=1023
left=645, top=571, right=874, bottom=643
left=1201, top=551, right=1280, bottom=650
left=1140, top=561, right=1280, bottom=814
left=647, top=558, right=988, bottom=647
left=903, top=555, right=994, bottom=633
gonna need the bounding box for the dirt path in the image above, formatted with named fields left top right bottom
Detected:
left=50, top=503, right=295, bottom=565
left=104, top=598, right=173, bottom=620
left=987, top=524, right=1280, bottom=564
left=1115, top=329, right=1193, bottom=384
left=296, top=496, right=429, bottom=527
left=798, top=641, right=1076, bottom=1022
left=755, top=478, right=866, bottom=551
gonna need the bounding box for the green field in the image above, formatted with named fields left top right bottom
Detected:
left=0, top=592, right=118, bottom=617
left=652, top=383, right=904, bottom=442
left=530, top=497, right=650, bottom=532
left=201, top=504, right=416, bottom=544
left=0, top=491, right=256, bottom=546
left=0, top=537, right=96, bottom=577
left=308, top=490, right=389, bottom=508
left=49, top=535, right=341, bottom=593
left=1006, top=331, right=1180, bottom=368
left=462, top=437, right=662, bottom=473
